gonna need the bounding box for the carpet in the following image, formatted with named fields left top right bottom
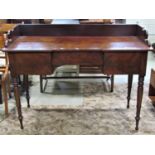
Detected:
left=0, top=82, right=155, bottom=135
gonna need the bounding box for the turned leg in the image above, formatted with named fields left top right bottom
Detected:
left=127, top=74, right=133, bottom=108
left=24, top=75, right=30, bottom=108
left=110, top=75, right=114, bottom=92
left=13, top=77, right=24, bottom=129
left=135, top=75, right=144, bottom=130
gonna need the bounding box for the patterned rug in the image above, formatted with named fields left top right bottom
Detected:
left=0, top=82, right=155, bottom=135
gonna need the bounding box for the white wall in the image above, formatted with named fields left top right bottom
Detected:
left=126, top=19, right=155, bottom=43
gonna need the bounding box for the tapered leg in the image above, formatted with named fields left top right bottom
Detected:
left=13, top=77, right=24, bottom=129
left=110, top=75, right=114, bottom=92
left=24, top=75, right=30, bottom=108
left=127, top=74, right=133, bottom=108
left=135, top=75, right=144, bottom=130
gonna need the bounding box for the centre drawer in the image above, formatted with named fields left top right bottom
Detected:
left=52, top=51, right=104, bottom=66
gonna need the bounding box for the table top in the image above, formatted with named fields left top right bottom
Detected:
left=4, top=36, right=151, bottom=52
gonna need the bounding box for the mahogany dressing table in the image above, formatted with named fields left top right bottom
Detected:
left=2, top=24, right=152, bottom=130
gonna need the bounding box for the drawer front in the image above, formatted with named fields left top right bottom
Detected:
left=9, top=53, right=53, bottom=75
left=52, top=51, right=103, bottom=66
left=104, top=52, right=147, bottom=74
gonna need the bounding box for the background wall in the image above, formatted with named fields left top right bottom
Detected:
left=126, top=19, right=155, bottom=43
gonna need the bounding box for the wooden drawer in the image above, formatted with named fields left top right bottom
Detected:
left=9, top=53, right=53, bottom=75
left=52, top=51, right=103, bottom=66
left=104, top=52, right=147, bottom=74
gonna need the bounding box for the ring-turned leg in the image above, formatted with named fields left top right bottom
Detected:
left=135, top=75, right=144, bottom=130
left=127, top=74, right=133, bottom=108
left=24, top=75, right=30, bottom=108
left=13, top=77, right=24, bottom=129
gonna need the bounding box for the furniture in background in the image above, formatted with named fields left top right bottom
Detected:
left=79, top=19, right=114, bottom=24
left=0, top=75, right=2, bottom=104
left=3, top=24, right=151, bottom=130
left=7, top=19, right=32, bottom=24
left=0, top=24, right=15, bottom=115
left=149, top=44, right=155, bottom=105
left=149, top=69, right=155, bottom=105
left=115, top=19, right=126, bottom=24
left=0, top=54, right=11, bottom=115
left=7, top=19, right=51, bottom=24
left=152, top=43, right=155, bottom=53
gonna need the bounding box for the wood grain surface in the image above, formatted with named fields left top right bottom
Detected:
left=4, top=36, right=150, bottom=51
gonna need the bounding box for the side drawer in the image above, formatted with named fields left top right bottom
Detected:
left=9, top=52, right=53, bottom=75
left=104, top=52, right=147, bottom=74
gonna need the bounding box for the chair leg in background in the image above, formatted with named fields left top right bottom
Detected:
left=0, top=78, right=2, bottom=104
left=2, top=80, right=8, bottom=116
left=110, top=75, right=114, bottom=92
left=40, top=75, right=43, bottom=93
left=7, top=74, right=12, bottom=98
